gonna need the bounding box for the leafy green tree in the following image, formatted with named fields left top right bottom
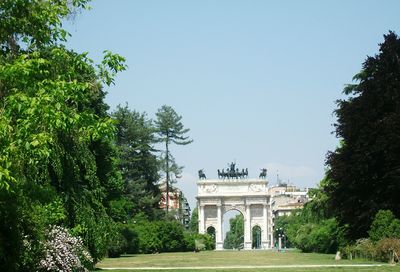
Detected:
left=326, top=31, right=400, bottom=240
left=281, top=206, right=344, bottom=253
left=276, top=178, right=345, bottom=253
left=292, top=218, right=341, bottom=253
left=112, top=105, right=160, bottom=220
left=273, top=215, right=294, bottom=248
left=223, top=214, right=244, bottom=249
left=369, top=210, right=400, bottom=242
left=0, top=0, right=127, bottom=269
left=154, top=105, right=192, bottom=213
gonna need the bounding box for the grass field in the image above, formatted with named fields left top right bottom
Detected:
left=96, top=250, right=400, bottom=272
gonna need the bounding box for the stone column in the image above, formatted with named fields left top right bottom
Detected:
left=244, top=203, right=251, bottom=250
left=216, top=204, right=223, bottom=250
left=262, top=203, right=268, bottom=249
left=269, top=200, right=274, bottom=248
left=198, top=204, right=205, bottom=234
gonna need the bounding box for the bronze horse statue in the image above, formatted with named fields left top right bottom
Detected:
left=259, top=168, right=267, bottom=179
left=198, top=169, right=207, bottom=179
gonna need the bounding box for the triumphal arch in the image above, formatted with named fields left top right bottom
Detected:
left=196, top=163, right=274, bottom=250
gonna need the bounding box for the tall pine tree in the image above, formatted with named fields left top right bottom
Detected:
left=154, top=105, right=192, bottom=214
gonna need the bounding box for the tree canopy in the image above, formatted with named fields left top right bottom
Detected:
left=326, top=31, right=400, bottom=240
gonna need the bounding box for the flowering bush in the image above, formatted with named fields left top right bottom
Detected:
left=376, top=238, right=400, bottom=263
left=39, top=225, right=93, bottom=272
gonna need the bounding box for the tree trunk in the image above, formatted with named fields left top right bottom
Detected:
left=165, top=140, right=169, bottom=214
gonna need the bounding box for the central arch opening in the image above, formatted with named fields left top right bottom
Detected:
left=223, top=209, right=244, bottom=249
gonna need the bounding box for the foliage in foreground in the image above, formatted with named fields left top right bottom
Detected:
left=0, top=0, right=128, bottom=270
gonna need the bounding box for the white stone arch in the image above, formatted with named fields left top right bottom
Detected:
left=223, top=205, right=245, bottom=215
left=197, top=179, right=273, bottom=250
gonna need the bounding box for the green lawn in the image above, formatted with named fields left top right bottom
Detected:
left=96, top=250, right=400, bottom=272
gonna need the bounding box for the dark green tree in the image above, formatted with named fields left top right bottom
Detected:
left=154, top=105, right=192, bottom=213
left=326, top=31, right=400, bottom=240
left=112, top=105, right=160, bottom=220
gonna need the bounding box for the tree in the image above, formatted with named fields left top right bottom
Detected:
left=0, top=0, right=127, bottom=269
left=275, top=177, right=345, bottom=253
left=112, top=105, right=161, bottom=220
left=154, top=105, right=192, bottom=213
left=0, top=0, right=90, bottom=58
left=189, top=207, right=199, bottom=233
left=326, top=31, right=400, bottom=240
left=369, top=210, right=400, bottom=242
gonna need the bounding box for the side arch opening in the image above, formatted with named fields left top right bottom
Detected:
left=252, top=225, right=262, bottom=249
left=206, top=225, right=216, bottom=249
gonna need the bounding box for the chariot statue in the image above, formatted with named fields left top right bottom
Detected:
left=217, top=162, right=248, bottom=179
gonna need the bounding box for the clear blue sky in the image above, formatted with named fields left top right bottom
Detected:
left=65, top=0, right=399, bottom=209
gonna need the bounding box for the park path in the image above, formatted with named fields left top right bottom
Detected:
left=100, top=264, right=388, bottom=270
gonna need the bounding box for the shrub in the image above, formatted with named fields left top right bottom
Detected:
left=107, top=231, right=127, bottom=258
left=184, top=232, right=214, bottom=251
left=130, top=219, right=191, bottom=253
left=120, top=224, right=139, bottom=254
left=354, top=239, right=375, bottom=260
left=375, top=238, right=400, bottom=263
left=157, top=220, right=186, bottom=252
left=39, top=225, right=93, bottom=272
left=134, top=221, right=162, bottom=253
left=292, top=218, right=340, bottom=253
